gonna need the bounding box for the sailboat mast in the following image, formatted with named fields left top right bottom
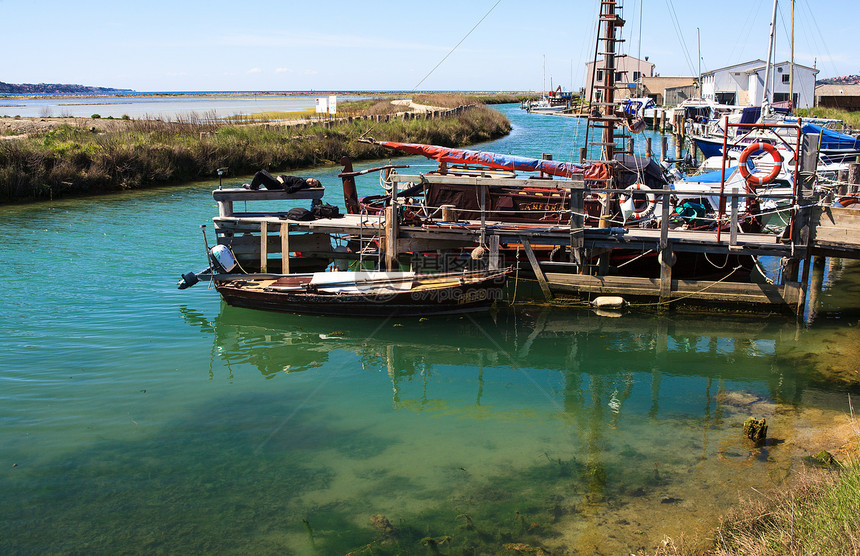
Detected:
left=543, top=54, right=546, bottom=95
left=762, top=0, right=778, bottom=114
left=790, top=0, right=795, bottom=110
left=601, top=0, right=621, bottom=160
left=697, top=28, right=702, bottom=97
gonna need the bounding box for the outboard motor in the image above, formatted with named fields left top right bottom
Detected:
left=210, top=244, right=237, bottom=273
left=178, top=244, right=238, bottom=290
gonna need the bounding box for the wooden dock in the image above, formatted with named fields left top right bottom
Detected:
left=208, top=169, right=860, bottom=312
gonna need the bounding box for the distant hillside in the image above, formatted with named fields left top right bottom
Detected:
left=0, top=82, right=133, bottom=94
left=817, top=75, right=860, bottom=85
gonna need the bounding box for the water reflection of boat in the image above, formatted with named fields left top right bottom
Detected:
left=214, top=268, right=510, bottom=317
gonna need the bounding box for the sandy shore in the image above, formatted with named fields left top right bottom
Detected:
left=0, top=99, right=450, bottom=140
left=0, top=116, right=134, bottom=138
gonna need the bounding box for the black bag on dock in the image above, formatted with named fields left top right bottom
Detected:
left=312, top=203, right=340, bottom=219
left=284, top=207, right=315, bottom=221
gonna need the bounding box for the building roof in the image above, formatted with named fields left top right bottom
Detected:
left=585, top=55, right=654, bottom=68
left=742, top=61, right=819, bottom=75
left=702, top=60, right=766, bottom=76
left=816, top=83, right=860, bottom=96
left=641, top=76, right=697, bottom=91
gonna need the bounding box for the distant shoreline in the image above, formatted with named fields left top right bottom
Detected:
left=0, top=90, right=535, bottom=101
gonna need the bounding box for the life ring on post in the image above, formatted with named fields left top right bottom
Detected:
left=737, top=142, right=783, bottom=187
left=620, top=183, right=658, bottom=220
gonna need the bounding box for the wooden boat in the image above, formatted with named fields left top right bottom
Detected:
left=214, top=268, right=511, bottom=317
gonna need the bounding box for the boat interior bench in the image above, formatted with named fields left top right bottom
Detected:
left=213, top=187, right=325, bottom=217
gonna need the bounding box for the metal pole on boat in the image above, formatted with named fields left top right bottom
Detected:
left=200, top=224, right=214, bottom=270
left=761, top=0, right=779, bottom=119
left=479, top=185, right=487, bottom=247
left=790, top=0, right=795, bottom=111
left=697, top=28, right=701, bottom=96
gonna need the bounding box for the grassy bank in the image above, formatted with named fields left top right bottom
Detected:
left=0, top=103, right=510, bottom=203
left=712, top=457, right=860, bottom=555
left=655, top=435, right=860, bottom=555
left=796, top=106, right=860, bottom=129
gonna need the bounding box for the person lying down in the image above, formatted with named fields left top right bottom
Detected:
left=243, top=169, right=321, bottom=192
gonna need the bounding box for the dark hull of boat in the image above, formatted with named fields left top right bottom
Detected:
left=215, top=273, right=509, bottom=317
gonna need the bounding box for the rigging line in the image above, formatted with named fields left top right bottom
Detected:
left=726, top=0, right=763, bottom=66
left=799, top=0, right=838, bottom=76
left=638, top=0, right=643, bottom=78
left=411, top=0, right=503, bottom=91
left=664, top=0, right=696, bottom=76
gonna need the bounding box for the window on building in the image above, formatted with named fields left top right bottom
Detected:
left=772, top=93, right=798, bottom=106
left=782, top=74, right=790, bottom=84
left=596, top=70, right=603, bottom=81
left=633, top=71, right=641, bottom=81
left=615, top=71, right=624, bottom=82
left=716, top=92, right=737, bottom=105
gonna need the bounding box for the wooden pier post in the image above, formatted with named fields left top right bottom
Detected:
left=658, top=195, right=674, bottom=300
left=660, top=136, right=668, bottom=162
left=260, top=221, right=268, bottom=273
left=579, top=146, right=587, bottom=163
left=807, top=255, right=826, bottom=322
left=660, top=111, right=666, bottom=133
left=569, top=190, right=585, bottom=273
left=849, top=161, right=860, bottom=191
left=645, top=137, right=652, bottom=159
left=627, top=137, right=634, bottom=155
left=489, top=235, right=500, bottom=271
left=384, top=205, right=399, bottom=271
left=729, top=187, right=739, bottom=246
left=521, top=237, right=553, bottom=301
left=675, top=136, right=683, bottom=160
left=340, top=156, right=360, bottom=214
left=797, top=255, right=813, bottom=317
left=280, top=223, right=290, bottom=274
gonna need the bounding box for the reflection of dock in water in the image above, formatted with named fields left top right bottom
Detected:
left=181, top=303, right=808, bottom=419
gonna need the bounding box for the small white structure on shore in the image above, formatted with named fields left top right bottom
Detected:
left=585, top=55, right=655, bottom=103
left=700, top=60, right=819, bottom=109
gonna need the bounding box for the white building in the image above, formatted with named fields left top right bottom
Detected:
left=700, top=60, right=819, bottom=109
left=585, top=55, right=655, bottom=103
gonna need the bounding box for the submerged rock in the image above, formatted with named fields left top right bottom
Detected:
left=370, top=514, right=397, bottom=544
left=743, top=417, right=768, bottom=444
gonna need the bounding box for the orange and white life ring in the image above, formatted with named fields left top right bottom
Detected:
left=737, top=142, right=783, bottom=187
left=620, top=183, right=658, bottom=220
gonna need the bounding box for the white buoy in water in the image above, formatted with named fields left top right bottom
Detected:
left=591, top=296, right=627, bottom=309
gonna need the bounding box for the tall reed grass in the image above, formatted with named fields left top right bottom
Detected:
left=0, top=105, right=510, bottom=202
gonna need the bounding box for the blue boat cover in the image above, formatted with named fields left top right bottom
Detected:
left=740, top=107, right=761, bottom=124
left=681, top=167, right=738, bottom=183
left=801, top=124, right=860, bottom=150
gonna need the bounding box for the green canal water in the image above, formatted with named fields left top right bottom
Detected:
left=2, top=105, right=860, bottom=554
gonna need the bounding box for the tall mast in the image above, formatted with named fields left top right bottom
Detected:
left=543, top=54, right=546, bottom=95
left=761, top=0, right=778, bottom=117
left=789, top=0, right=795, bottom=111
left=697, top=28, right=702, bottom=98
left=590, top=0, right=626, bottom=161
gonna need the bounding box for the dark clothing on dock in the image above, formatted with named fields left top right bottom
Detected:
left=247, top=170, right=320, bottom=192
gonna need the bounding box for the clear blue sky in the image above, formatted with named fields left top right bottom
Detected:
left=2, top=0, right=855, bottom=92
